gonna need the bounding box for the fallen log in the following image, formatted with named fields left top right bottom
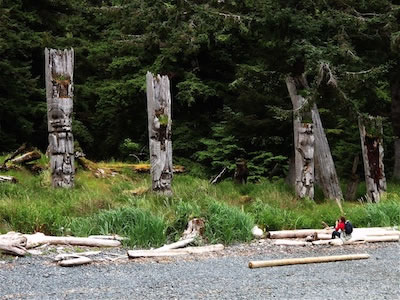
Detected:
left=88, top=235, right=128, bottom=241
left=128, top=244, right=224, bottom=258
left=24, top=232, right=121, bottom=248
left=0, top=241, right=27, bottom=256
left=0, top=175, right=17, bottom=183
left=273, top=240, right=310, bottom=246
left=58, top=256, right=92, bottom=267
left=11, top=150, right=41, bottom=165
left=268, top=229, right=332, bottom=239
left=248, top=253, right=370, bottom=268
left=54, top=251, right=101, bottom=261
left=0, top=232, right=27, bottom=256
left=156, top=237, right=195, bottom=251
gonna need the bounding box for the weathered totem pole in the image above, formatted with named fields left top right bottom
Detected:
left=297, top=123, right=315, bottom=199
left=286, top=77, right=315, bottom=199
left=146, top=72, right=173, bottom=195
left=359, top=116, right=386, bottom=202
left=45, top=48, right=75, bottom=188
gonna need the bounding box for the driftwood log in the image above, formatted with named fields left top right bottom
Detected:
left=0, top=175, right=17, bottom=183
left=0, top=232, right=27, bottom=256
left=358, top=116, right=387, bottom=202
left=58, top=256, right=92, bottom=267
left=45, top=48, right=75, bottom=188
left=128, top=244, right=224, bottom=258
left=146, top=72, right=173, bottom=195
left=23, top=232, right=121, bottom=248
left=248, top=253, right=370, bottom=268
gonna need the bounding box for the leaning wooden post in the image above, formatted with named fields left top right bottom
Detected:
left=45, top=48, right=75, bottom=188
left=358, top=116, right=386, bottom=202
left=146, top=72, right=173, bottom=195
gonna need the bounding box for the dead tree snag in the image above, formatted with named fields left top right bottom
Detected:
left=45, top=48, right=75, bottom=188
left=146, top=72, right=173, bottom=195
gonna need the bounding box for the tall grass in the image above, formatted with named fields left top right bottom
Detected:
left=1, top=165, right=400, bottom=247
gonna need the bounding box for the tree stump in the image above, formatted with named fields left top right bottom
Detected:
left=146, top=72, right=173, bottom=195
left=45, top=48, right=75, bottom=188
left=358, top=116, right=386, bottom=202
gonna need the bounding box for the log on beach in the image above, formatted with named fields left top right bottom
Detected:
left=249, top=253, right=370, bottom=268
left=128, top=244, right=224, bottom=258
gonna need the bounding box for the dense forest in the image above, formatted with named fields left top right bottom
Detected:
left=1, top=0, right=400, bottom=182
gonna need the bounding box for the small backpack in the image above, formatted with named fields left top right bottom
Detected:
left=345, top=221, right=353, bottom=234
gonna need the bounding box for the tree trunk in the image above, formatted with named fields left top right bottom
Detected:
left=358, top=116, right=386, bottom=202
left=146, top=72, right=173, bottom=195
left=45, top=48, right=75, bottom=188
left=311, top=104, right=343, bottom=200
left=392, top=78, right=400, bottom=180
left=286, top=77, right=315, bottom=199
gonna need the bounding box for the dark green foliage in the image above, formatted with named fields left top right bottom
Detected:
left=0, top=0, right=398, bottom=180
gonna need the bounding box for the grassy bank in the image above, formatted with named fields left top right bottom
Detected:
left=0, top=165, right=399, bottom=248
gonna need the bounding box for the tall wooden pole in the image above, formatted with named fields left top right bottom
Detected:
left=359, top=116, right=386, bottom=202
left=286, top=77, right=315, bottom=199
left=146, top=72, right=173, bottom=195
left=45, top=48, right=75, bottom=188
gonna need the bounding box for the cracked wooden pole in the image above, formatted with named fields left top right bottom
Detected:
left=146, top=72, right=173, bottom=195
left=286, top=77, right=314, bottom=199
left=358, top=116, right=386, bottom=202
left=45, top=48, right=75, bottom=188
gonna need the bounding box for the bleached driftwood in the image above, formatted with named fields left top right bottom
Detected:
left=24, top=232, right=121, bottom=248
left=273, top=240, right=310, bottom=246
left=248, top=253, right=370, bottom=269
left=268, top=229, right=332, bottom=239
left=88, top=235, right=128, bottom=241
left=0, top=232, right=27, bottom=256
left=0, top=175, right=17, bottom=183
left=58, top=256, right=92, bottom=267
left=156, top=237, right=195, bottom=251
left=54, top=251, right=101, bottom=261
left=182, top=218, right=205, bottom=240
left=252, top=226, right=264, bottom=239
left=128, top=244, right=224, bottom=258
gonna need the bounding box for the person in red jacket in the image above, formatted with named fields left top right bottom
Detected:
left=331, top=216, right=346, bottom=239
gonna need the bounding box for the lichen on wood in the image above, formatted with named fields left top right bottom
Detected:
left=45, top=48, right=75, bottom=188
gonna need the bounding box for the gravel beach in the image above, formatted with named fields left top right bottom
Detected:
left=0, top=240, right=399, bottom=300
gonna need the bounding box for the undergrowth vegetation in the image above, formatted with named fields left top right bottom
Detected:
left=0, top=165, right=399, bottom=248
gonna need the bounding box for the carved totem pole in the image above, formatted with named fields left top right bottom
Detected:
left=297, top=123, right=315, bottom=199
left=146, top=72, right=173, bottom=195
left=359, top=116, right=386, bottom=202
left=45, top=48, right=75, bottom=188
